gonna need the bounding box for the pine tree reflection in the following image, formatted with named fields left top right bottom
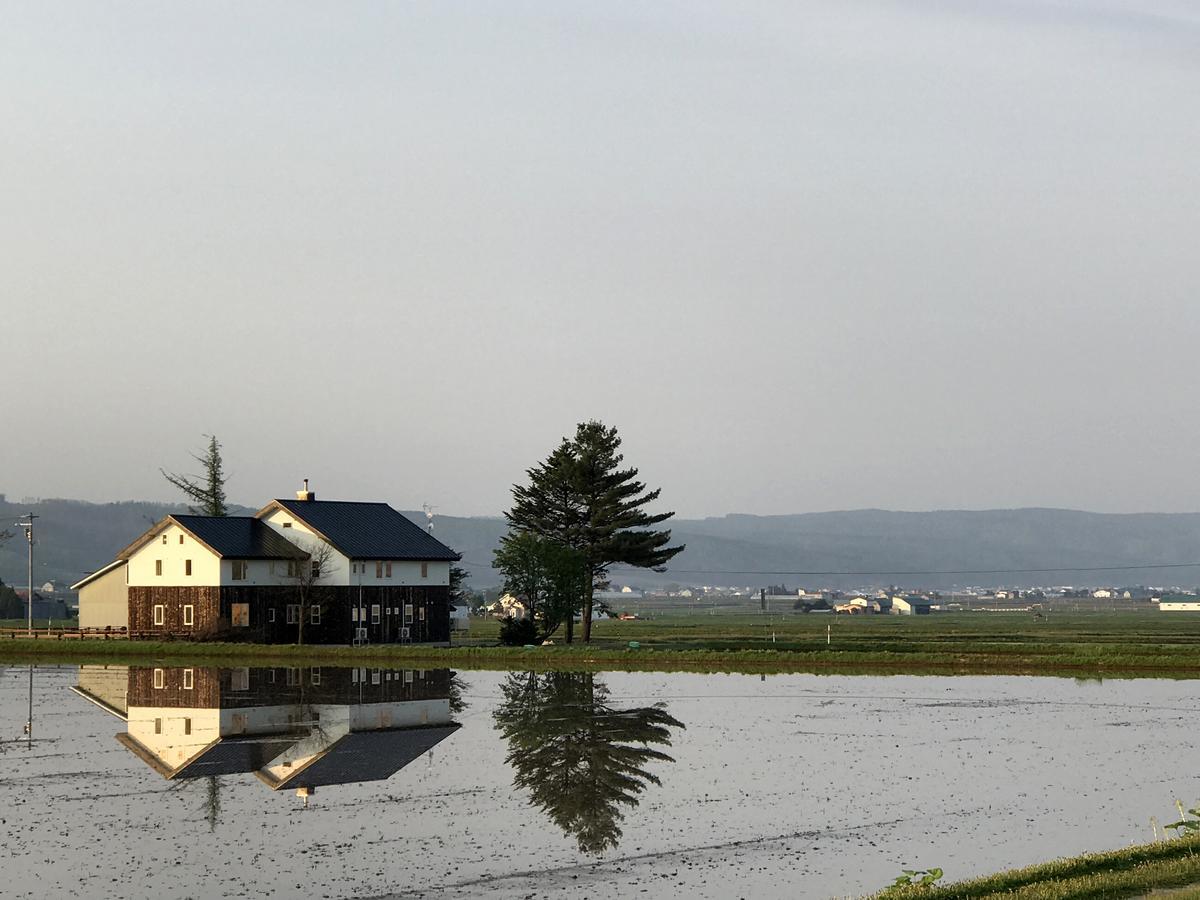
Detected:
left=493, top=671, right=684, bottom=854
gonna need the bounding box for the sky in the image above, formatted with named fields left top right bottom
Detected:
left=3, top=1, right=1199, bottom=519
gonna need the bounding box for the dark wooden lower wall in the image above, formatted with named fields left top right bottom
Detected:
left=128, top=585, right=451, bottom=645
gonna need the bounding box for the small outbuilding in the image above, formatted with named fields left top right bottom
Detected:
left=1158, top=595, right=1200, bottom=612
left=892, top=595, right=933, bottom=615
left=72, top=560, right=130, bottom=630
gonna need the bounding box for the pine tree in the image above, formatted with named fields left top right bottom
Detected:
left=161, top=435, right=228, bottom=517
left=507, top=421, right=683, bottom=642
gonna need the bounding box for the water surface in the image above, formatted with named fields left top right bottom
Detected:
left=1, top=664, right=1197, bottom=899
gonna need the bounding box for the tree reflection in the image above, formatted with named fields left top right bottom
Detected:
left=493, top=671, right=684, bottom=854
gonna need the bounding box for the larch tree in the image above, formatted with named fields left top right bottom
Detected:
left=161, top=435, right=228, bottom=517
left=506, top=421, right=683, bottom=643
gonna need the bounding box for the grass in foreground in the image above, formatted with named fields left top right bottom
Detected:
left=872, top=836, right=1200, bottom=899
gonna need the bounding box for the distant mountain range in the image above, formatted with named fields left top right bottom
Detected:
left=3, top=495, right=1199, bottom=592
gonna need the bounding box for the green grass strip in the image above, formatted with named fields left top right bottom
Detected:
left=872, top=836, right=1200, bottom=899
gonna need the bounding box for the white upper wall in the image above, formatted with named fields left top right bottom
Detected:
left=127, top=522, right=222, bottom=587
left=126, top=520, right=299, bottom=587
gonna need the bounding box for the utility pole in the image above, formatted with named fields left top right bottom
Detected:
left=16, top=514, right=38, bottom=637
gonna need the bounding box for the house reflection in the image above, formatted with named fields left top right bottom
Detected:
left=74, top=664, right=461, bottom=799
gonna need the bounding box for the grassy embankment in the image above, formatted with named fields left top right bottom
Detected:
left=871, top=835, right=1200, bottom=899
left=3, top=611, right=1200, bottom=675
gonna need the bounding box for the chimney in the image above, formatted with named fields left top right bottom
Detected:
left=296, top=478, right=315, bottom=502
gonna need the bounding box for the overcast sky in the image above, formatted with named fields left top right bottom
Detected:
left=3, top=1, right=1198, bottom=518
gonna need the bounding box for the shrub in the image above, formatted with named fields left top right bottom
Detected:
left=499, top=616, right=540, bottom=646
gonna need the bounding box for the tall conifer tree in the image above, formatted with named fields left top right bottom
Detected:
left=161, top=435, right=228, bottom=517
left=507, top=421, right=682, bottom=642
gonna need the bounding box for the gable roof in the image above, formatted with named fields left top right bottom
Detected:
left=259, top=499, right=460, bottom=561
left=117, top=515, right=309, bottom=560
left=259, top=724, right=461, bottom=790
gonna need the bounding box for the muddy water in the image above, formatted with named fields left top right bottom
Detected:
left=1, top=664, right=1197, bottom=899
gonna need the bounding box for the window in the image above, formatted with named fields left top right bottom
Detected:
left=311, top=668, right=321, bottom=686
left=351, top=606, right=359, bottom=622
left=282, top=522, right=292, bottom=528
left=153, top=605, right=165, bottom=626
left=183, top=668, right=194, bottom=690
left=371, top=669, right=381, bottom=685
left=286, top=561, right=299, bottom=578
left=183, top=559, right=191, bottom=576
left=232, top=561, right=247, bottom=581
left=419, top=606, right=425, bottom=621
left=385, top=562, right=392, bottom=578
left=287, top=668, right=301, bottom=686
left=179, top=534, right=184, bottom=544
left=404, top=604, right=414, bottom=622
left=310, top=605, right=321, bottom=625
left=230, top=668, right=249, bottom=691
left=153, top=668, right=165, bottom=689
left=404, top=670, right=414, bottom=683
left=183, top=605, right=194, bottom=626
left=183, top=718, right=192, bottom=736
left=268, top=608, right=276, bottom=623
left=371, top=604, right=381, bottom=624
left=161, top=534, right=167, bottom=545
left=375, top=561, right=383, bottom=579
left=286, top=605, right=299, bottom=624
left=154, top=717, right=162, bottom=734
left=420, top=562, right=428, bottom=578
left=155, top=560, right=162, bottom=576
left=268, top=669, right=276, bottom=684
left=311, top=561, right=320, bottom=579
left=231, top=603, right=250, bottom=627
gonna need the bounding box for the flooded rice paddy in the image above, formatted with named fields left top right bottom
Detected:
left=1, top=664, right=1197, bottom=899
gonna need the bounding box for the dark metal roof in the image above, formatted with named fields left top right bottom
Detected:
left=172, top=516, right=309, bottom=560
left=265, top=500, right=460, bottom=561
left=175, top=736, right=299, bottom=779
left=270, top=724, right=461, bottom=790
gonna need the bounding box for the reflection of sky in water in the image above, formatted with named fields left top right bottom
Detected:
left=2, top=666, right=1199, bottom=899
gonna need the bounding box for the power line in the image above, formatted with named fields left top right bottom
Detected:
left=461, top=559, right=1200, bottom=577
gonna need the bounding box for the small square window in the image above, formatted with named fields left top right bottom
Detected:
left=184, top=559, right=192, bottom=576
left=282, top=522, right=292, bottom=528
left=183, top=605, right=194, bottom=626
left=153, top=668, right=164, bottom=689
left=371, top=669, right=381, bottom=685
left=155, top=560, right=162, bottom=576
left=183, top=668, right=194, bottom=690
left=153, top=605, right=165, bottom=626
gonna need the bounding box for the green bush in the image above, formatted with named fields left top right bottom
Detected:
left=499, top=616, right=540, bottom=646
